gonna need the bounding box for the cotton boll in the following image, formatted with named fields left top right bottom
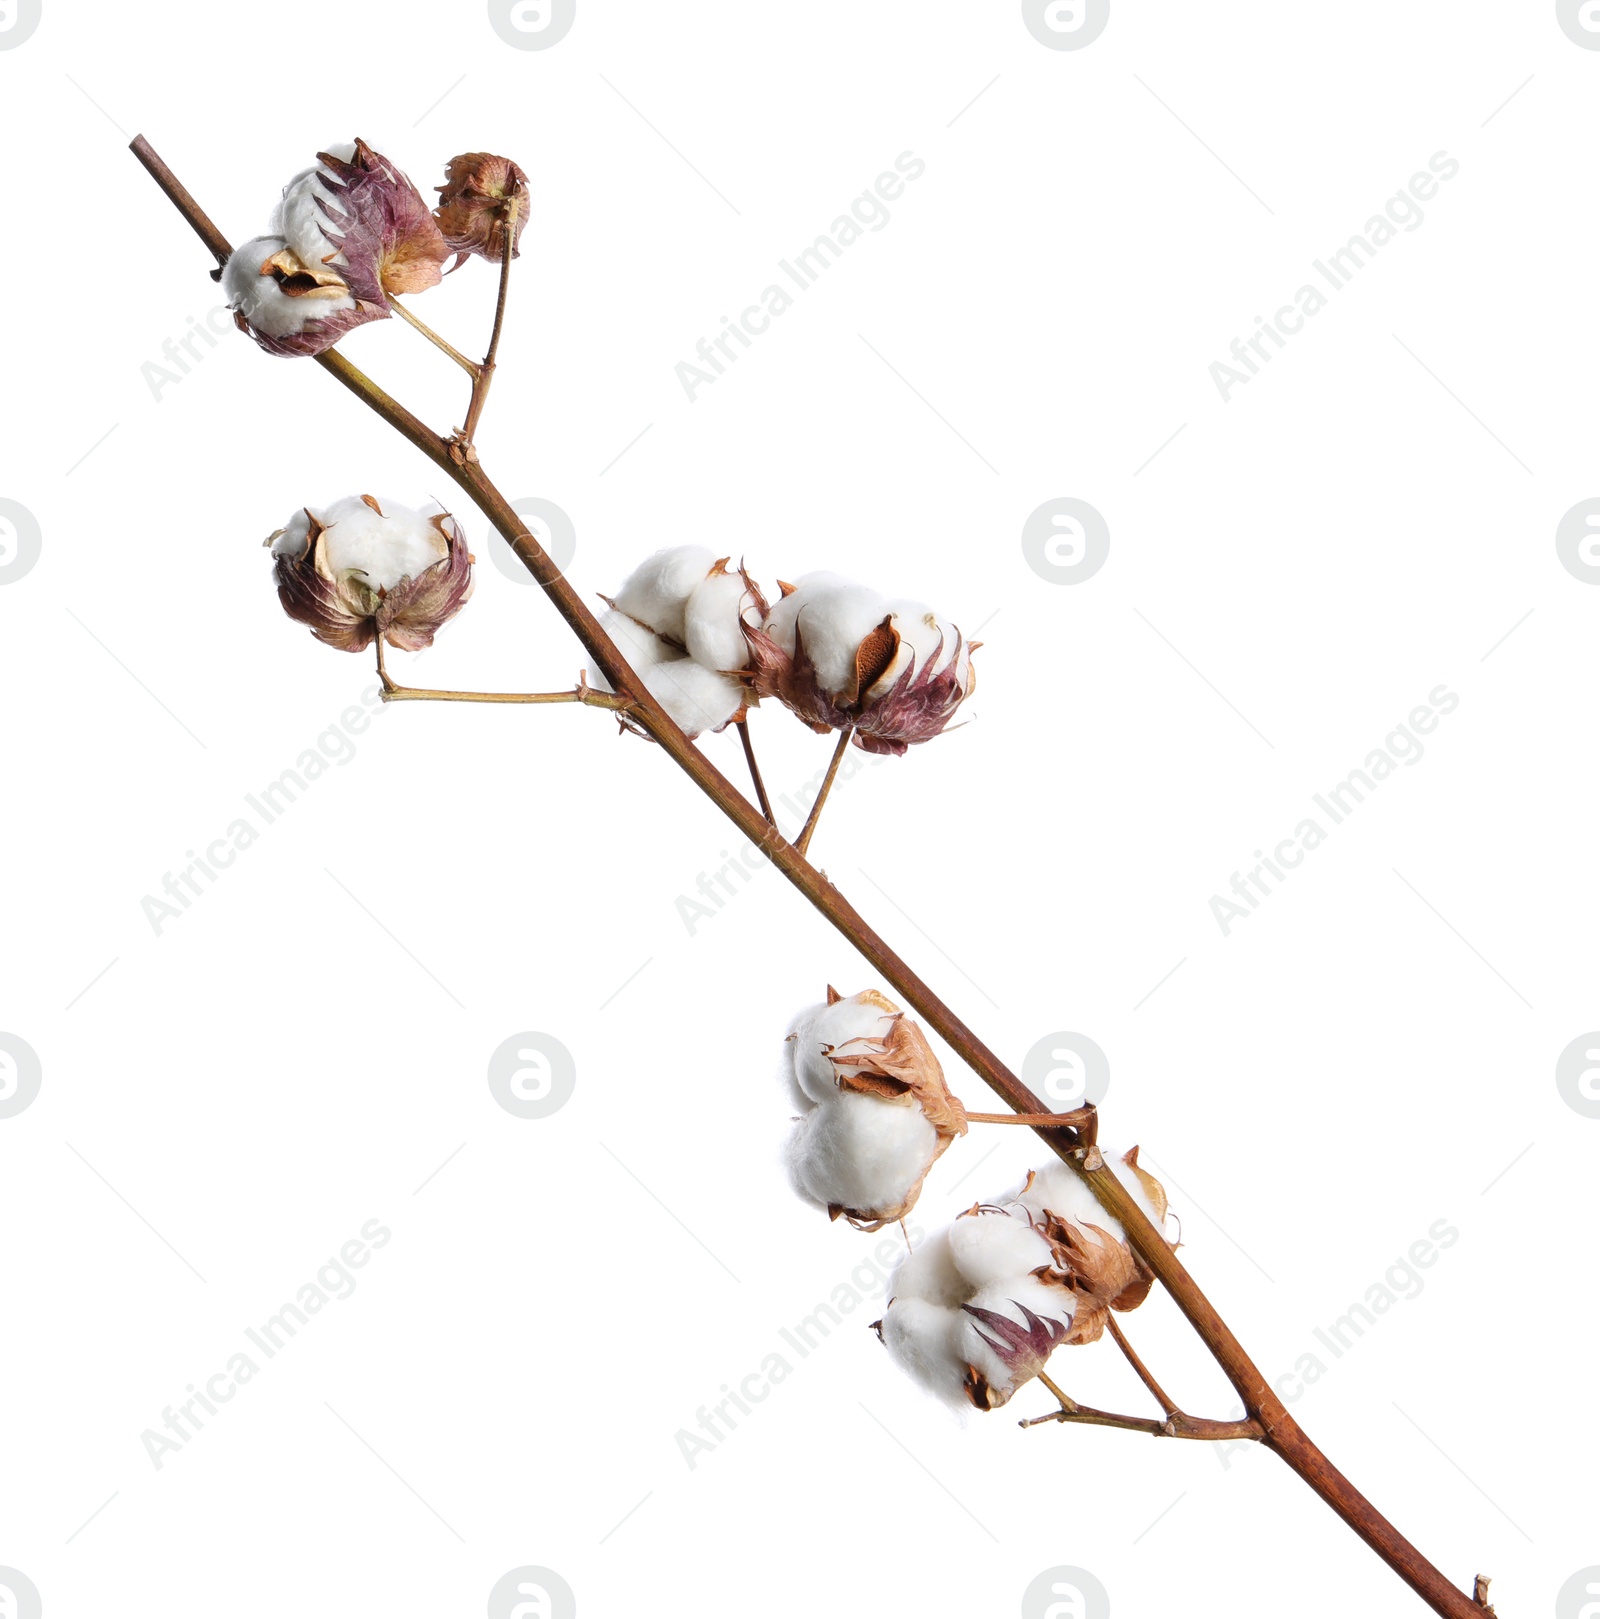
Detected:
left=223, top=236, right=357, bottom=339
left=642, top=656, right=746, bottom=738
left=1004, top=1149, right=1171, bottom=1243
left=879, top=1210, right=1077, bottom=1410
left=787, top=990, right=898, bottom=1103
left=784, top=1092, right=940, bottom=1223
left=269, top=508, right=316, bottom=562
left=612, top=546, right=718, bottom=643
left=587, top=607, right=674, bottom=698
left=272, top=153, right=358, bottom=271
left=863, top=598, right=960, bottom=702
left=317, top=496, right=448, bottom=591
left=780, top=989, right=967, bottom=1229
left=996, top=1149, right=1173, bottom=1320
left=270, top=495, right=472, bottom=654
left=684, top=566, right=761, bottom=672
left=1006, top=1158, right=1120, bottom=1239
left=946, top=1203, right=1058, bottom=1288
left=763, top=571, right=855, bottom=655
left=792, top=583, right=892, bottom=697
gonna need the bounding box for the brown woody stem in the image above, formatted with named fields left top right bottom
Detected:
left=130, top=133, right=1495, bottom=1619
left=795, top=725, right=853, bottom=858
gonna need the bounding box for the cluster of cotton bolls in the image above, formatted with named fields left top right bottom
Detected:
left=874, top=1149, right=1172, bottom=1411
left=593, top=546, right=978, bottom=749
left=775, top=987, right=1174, bottom=1413
left=222, top=139, right=528, bottom=358
left=589, top=546, right=765, bottom=739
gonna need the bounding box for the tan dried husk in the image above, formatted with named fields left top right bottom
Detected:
left=1015, top=1147, right=1176, bottom=1340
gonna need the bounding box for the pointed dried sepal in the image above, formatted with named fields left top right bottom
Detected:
left=313, top=138, right=452, bottom=301
left=435, top=152, right=532, bottom=265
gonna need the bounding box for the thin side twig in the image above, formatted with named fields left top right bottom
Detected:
left=795, top=725, right=853, bottom=857
left=460, top=203, right=518, bottom=447
left=737, top=718, right=776, bottom=825
left=1025, top=1373, right=1263, bottom=1443
left=388, top=296, right=481, bottom=378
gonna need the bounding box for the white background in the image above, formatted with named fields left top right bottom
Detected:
left=1, top=3, right=1596, bottom=1616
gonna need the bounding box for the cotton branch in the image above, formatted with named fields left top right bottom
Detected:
left=129, top=133, right=1499, bottom=1619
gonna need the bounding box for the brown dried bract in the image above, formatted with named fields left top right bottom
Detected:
left=435, top=152, right=532, bottom=266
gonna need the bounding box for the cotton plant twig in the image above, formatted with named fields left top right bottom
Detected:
left=372, top=638, right=630, bottom=710
left=379, top=679, right=633, bottom=710
left=795, top=724, right=854, bottom=857
left=387, top=295, right=482, bottom=379
left=1024, top=1372, right=1264, bottom=1443
left=458, top=205, right=518, bottom=451
left=737, top=719, right=777, bottom=825
left=130, top=133, right=1500, bottom=1619
left=964, top=1105, right=1098, bottom=1132
left=1105, top=1314, right=1184, bottom=1420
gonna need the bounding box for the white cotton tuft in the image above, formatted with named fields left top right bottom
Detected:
left=879, top=1210, right=1077, bottom=1410
left=275, top=175, right=343, bottom=273
left=779, top=988, right=963, bottom=1230
left=786, top=992, right=898, bottom=1106
left=268, top=497, right=448, bottom=586
left=587, top=608, right=674, bottom=700
left=862, top=598, right=958, bottom=700
left=589, top=610, right=745, bottom=736
left=224, top=237, right=356, bottom=339
left=789, top=583, right=892, bottom=696
left=1000, top=1149, right=1169, bottom=1245
left=683, top=567, right=760, bottom=672
left=762, top=571, right=856, bottom=655
left=643, top=656, right=746, bottom=738
left=784, top=1093, right=940, bottom=1225
left=269, top=508, right=315, bottom=561
left=611, top=546, right=718, bottom=643
left=306, top=496, right=447, bottom=591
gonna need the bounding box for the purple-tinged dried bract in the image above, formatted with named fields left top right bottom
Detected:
left=266, top=495, right=475, bottom=654
left=222, top=234, right=386, bottom=359
left=278, top=138, right=452, bottom=304
left=435, top=152, right=531, bottom=266
left=746, top=573, right=978, bottom=756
